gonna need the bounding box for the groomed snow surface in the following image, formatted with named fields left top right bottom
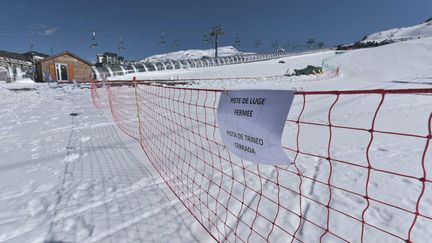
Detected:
left=362, top=19, right=432, bottom=43
left=0, top=83, right=210, bottom=242
left=1, top=36, right=432, bottom=242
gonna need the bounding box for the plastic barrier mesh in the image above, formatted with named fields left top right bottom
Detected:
left=90, top=80, right=110, bottom=109
left=91, top=80, right=432, bottom=243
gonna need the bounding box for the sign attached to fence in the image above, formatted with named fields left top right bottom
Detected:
left=217, top=90, right=295, bottom=165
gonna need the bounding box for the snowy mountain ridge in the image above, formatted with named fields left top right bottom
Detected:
left=361, top=18, right=432, bottom=43
left=141, top=46, right=252, bottom=63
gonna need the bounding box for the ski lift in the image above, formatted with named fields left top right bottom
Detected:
left=234, top=36, right=241, bottom=49
left=255, top=40, right=261, bottom=48
left=90, top=30, right=98, bottom=48
left=202, top=34, right=208, bottom=42
left=118, top=38, right=126, bottom=51
left=172, top=39, right=179, bottom=48
left=159, top=32, right=166, bottom=46
left=271, top=42, right=280, bottom=51
left=283, top=42, right=291, bottom=49
left=202, top=34, right=212, bottom=45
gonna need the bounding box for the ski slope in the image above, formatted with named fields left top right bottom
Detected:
left=1, top=35, right=432, bottom=242
left=115, top=37, right=432, bottom=91
left=329, top=37, right=432, bottom=84
left=362, top=19, right=432, bottom=43
left=117, top=50, right=336, bottom=81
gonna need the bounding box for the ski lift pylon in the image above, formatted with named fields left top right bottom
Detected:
left=118, top=37, right=126, bottom=51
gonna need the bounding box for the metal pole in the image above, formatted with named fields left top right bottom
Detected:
left=215, top=34, right=218, bottom=58
left=50, top=48, right=57, bottom=82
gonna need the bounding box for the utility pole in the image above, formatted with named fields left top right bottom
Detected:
left=209, top=25, right=225, bottom=58
left=50, top=48, right=57, bottom=82
left=29, top=37, right=34, bottom=52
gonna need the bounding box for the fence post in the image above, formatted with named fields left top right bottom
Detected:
left=133, top=78, right=143, bottom=142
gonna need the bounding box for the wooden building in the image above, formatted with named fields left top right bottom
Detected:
left=36, top=51, right=92, bottom=82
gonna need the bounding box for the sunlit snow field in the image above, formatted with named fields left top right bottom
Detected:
left=1, top=34, right=432, bottom=242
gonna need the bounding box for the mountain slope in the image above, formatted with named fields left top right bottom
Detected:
left=361, top=18, right=432, bottom=43
left=141, top=46, right=250, bottom=62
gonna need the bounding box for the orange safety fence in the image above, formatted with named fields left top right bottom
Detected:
left=91, top=79, right=432, bottom=243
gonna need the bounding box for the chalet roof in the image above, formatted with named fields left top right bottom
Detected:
left=37, top=51, right=93, bottom=66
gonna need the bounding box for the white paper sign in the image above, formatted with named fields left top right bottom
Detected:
left=217, top=90, right=295, bottom=165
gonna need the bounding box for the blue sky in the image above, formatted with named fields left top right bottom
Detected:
left=0, top=0, right=431, bottom=62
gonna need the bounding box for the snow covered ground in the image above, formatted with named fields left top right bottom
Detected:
left=115, top=50, right=337, bottom=81
left=0, top=83, right=210, bottom=242
left=124, top=37, right=432, bottom=242
left=88, top=36, right=432, bottom=242
left=1, top=33, right=432, bottom=242
left=114, top=37, right=432, bottom=91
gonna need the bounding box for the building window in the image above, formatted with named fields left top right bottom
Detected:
left=55, top=63, right=68, bottom=81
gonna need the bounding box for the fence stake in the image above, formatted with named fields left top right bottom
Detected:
left=134, top=78, right=143, bottom=143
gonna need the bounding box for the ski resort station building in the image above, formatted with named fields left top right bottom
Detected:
left=35, top=51, right=93, bottom=83
left=0, top=50, right=48, bottom=82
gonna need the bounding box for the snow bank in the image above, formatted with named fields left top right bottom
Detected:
left=15, top=79, right=36, bottom=84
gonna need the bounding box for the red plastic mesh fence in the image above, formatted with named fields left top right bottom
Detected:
left=91, top=80, right=432, bottom=243
left=90, top=80, right=110, bottom=109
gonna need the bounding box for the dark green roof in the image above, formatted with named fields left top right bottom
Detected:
left=22, top=51, right=49, bottom=58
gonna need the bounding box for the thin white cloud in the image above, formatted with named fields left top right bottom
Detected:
left=39, top=27, right=59, bottom=36
left=16, top=3, right=27, bottom=9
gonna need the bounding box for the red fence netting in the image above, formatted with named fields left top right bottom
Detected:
left=90, top=80, right=110, bottom=109
left=91, top=79, right=432, bottom=243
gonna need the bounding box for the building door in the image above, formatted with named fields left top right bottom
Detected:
left=55, top=63, right=68, bottom=81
